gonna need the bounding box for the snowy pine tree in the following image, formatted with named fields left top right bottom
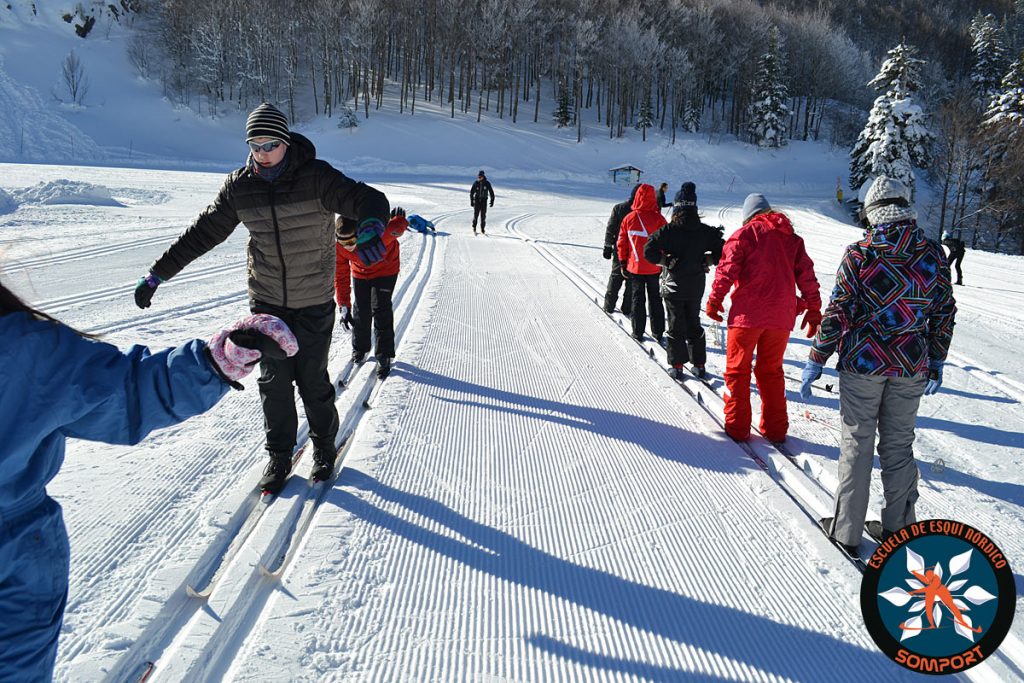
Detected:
left=747, top=27, right=790, bottom=148
left=554, top=79, right=573, bottom=128
left=635, top=86, right=653, bottom=141
left=969, top=13, right=1009, bottom=102
left=985, top=52, right=1024, bottom=129
left=682, top=101, right=701, bottom=133
left=849, top=42, right=933, bottom=194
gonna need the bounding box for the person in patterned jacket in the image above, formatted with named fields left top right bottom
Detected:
left=800, top=176, right=956, bottom=556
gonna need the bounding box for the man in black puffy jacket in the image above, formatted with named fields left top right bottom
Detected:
left=644, top=182, right=724, bottom=378
left=133, top=102, right=390, bottom=495
left=601, top=184, right=640, bottom=315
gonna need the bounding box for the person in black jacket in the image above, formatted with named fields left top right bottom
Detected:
left=602, top=184, right=640, bottom=315
left=470, top=170, right=495, bottom=234
left=941, top=231, right=966, bottom=285
left=656, top=182, right=672, bottom=210
left=644, top=182, right=725, bottom=379
left=132, top=102, right=390, bottom=494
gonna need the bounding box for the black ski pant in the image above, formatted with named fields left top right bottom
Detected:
left=352, top=273, right=398, bottom=359
left=250, top=299, right=339, bottom=456
left=664, top=296, right=706, bottom=367
left=472, top=204, right=488, bottom=230
left=603, top=252, right=633, bottom=315
left=947, top=251, right=964, bottom=284
left=629, top=273, right=664, bottom=340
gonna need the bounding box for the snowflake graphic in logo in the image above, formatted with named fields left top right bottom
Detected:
left=877, top=547, right=996, bottom=642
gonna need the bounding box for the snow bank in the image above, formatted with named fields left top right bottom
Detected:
left=0, top=56, right=106, bottom=163
left=14, top=179, right=124, bottom=206
left=0, top=186, right=16, bottom=214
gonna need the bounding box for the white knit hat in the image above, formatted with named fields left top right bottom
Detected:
left=863, top=176, right=916, bottom=226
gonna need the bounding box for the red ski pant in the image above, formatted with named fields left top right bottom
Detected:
left=723, top=327, right=789, bottom=442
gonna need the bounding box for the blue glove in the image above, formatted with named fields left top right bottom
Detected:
left=800, top=361, right=823, bottom=401
left=924, top=360, right=943, bottom=396
left=355, top=218, right=387, bottom=265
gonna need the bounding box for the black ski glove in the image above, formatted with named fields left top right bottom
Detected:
left=339, top=305, right=353, bottom=330
left=602, top=246, right=613, bottom=260
left=134, top=272, right=161, bottom=309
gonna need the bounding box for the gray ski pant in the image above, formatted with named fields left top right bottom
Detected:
left=830, top=371, right=927, bottom=546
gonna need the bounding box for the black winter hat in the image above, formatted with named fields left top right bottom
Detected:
left=246, top=103, right=291, bottom=143
left=677, top=182, right=697, bottom=206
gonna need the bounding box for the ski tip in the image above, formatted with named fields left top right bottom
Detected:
left=185, top=585, right=210, bottom=600
left=362, top=400, right=372, bottom=409
left=259, top=563, right=283, bottom=579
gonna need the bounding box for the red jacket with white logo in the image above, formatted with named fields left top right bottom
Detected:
left=334, top=215, right=408, bottom=308
left=708, top=211, right=821, bottom=330
left=616, top=184, right=666, bottom=275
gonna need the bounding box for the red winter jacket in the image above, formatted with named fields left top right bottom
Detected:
left=616, top=184, right=666, bottom=275
left=334, top=215, right=408, bottom=308
left=708, top=211, right=821, bottom=330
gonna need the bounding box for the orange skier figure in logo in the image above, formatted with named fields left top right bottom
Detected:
left=900, top=568, right=982, bottom=633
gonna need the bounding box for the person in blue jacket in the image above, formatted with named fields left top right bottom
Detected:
left=406, top=214, right=436, bottom=233
left=0, top=278, right=298, bottom=681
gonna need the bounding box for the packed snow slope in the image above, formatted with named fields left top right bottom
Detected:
left=2, top=156, right=1023, bottom=682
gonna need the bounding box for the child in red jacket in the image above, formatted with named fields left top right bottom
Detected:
left=335, top=207, right=409, bottom=378
left=616, top=184, right=667, bottom=343
left=706, top=193, right=821, bottom=443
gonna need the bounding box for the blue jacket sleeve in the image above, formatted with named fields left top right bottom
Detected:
left=58, top=333, right=231, bottom=445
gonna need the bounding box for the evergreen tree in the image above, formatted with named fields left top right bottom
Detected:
left=635, top=85, right=653, bottom=141
left=747, top=27, right=790, bottom=148
left=682, top=101, right=701, bottom=133
left=980, top=52, right=1024, bottom=251
left=985, top=52, right=1024, bottom=128
left=849, top=43, right=933, bottom=194
left=554, top=78, right=573, bottom=128
left=969, top=13, right=1009, bottom=102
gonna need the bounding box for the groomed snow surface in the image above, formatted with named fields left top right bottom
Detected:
left=2, top=160, right=1023, bottom=683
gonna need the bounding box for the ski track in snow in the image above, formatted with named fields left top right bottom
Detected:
left=221, top=213, right=918, bottom=682
left=3, top=163, right=1017, bottom=682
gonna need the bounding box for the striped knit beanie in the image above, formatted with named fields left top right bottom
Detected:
left=245, top=103, right=291, bottom=143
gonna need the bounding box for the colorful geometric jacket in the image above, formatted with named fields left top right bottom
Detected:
left=809, top=220, right=956, bottom=377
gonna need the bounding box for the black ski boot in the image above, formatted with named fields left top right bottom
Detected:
left=693, top=365, right=707, bottom=379
left=377, top=356, right=393, bottom=379
left=259, top=452, right=293, bottom=495
left=819, top=517, right=859, bottom=557
left=352, top=350, right=367, bottom=364
left=311, top=447, right=335, bottom=483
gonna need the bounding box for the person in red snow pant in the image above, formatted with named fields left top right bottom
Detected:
left=706, top=193, right=821, bottom=443
left=336, top=208, right=409, bottom=379
left=723, top=328, right=790, bottom=442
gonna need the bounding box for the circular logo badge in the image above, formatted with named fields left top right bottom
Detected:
left=861, top=520, right=1015, bottom=674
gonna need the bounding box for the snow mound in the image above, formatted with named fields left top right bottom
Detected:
left=14, top=179, right=125, bottom=206
left=0, top=187, right=17, bottom=214
left=0, top=55, right=105, bottom=163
